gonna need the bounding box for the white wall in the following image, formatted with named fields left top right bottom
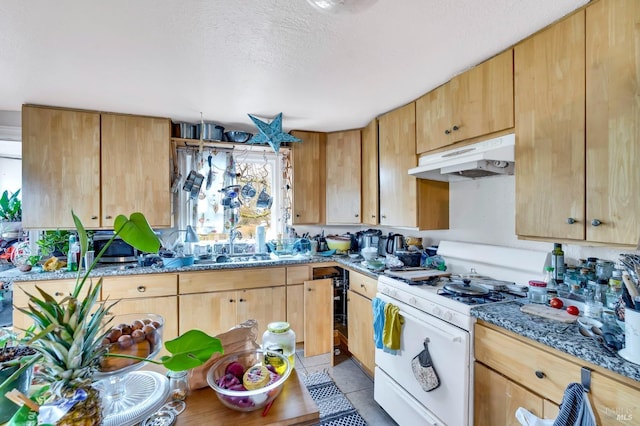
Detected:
left=295, top=174, right=629, bottom=267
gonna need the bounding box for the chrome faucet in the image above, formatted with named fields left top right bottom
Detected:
left=228, top=228, right=239, bottom=255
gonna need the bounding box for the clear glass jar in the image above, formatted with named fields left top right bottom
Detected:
left=262, top=321, right=296, bottom=372
left=528, top=280, right=548, bottom=304
left=167, top=370, right=190, bottom=401
left=595, top=260, right=614, bottom=281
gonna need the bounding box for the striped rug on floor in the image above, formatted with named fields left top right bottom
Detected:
left=301, top=371, right=368, bottom=426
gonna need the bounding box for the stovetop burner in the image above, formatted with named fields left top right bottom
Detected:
left=437, top=287, right=524, bottom=305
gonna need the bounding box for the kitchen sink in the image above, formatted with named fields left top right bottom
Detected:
left=194, top=253, right=272, bottom=265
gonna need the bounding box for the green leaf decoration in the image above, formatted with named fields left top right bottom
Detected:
left=72, top=210, right=89, bottom=258
left=159, top=330, right=223, bottom=371
left=113, top=212, right=161, bottom=253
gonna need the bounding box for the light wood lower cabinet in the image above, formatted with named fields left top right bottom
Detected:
left=286, top=266, right=311, bottom=343
left=303, top=278, right=333, bottom=357
left=347, top=290, right=374, bottom=376
left=179, top=287, right=286, bottom=344
left=475, top=322, right=640, bottom=425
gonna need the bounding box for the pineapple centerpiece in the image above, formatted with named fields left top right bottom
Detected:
left=1, top=212, right=223, bottom=425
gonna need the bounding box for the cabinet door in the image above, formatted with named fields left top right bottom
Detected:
left=101, top=113, right=171, bottom=228
left=106, top=296, right=179, bottom=343
left=586, top=0, right=640, bottom=245
left=416, top=83, right=453, bottom=153
left=303, top=278, right=333, bottom=357
left=361, top=118, right=379, bottom=225
left=179, top=291, right=237, bottom=337
left=326, top=130, right=361, bottom=224
left=347, top=290, right=374, bottom=376
left=378, top=103, right=419, bottom=227
left=236, top=287, right=286, bottom=344
left=474, top=362, right=544, bottom=426
left=590, top=370, right=640, bottom=425
left=22, top=105, right=101, bottom=229
left=286, top=284, right=304, bottom=343
left=451, top=49, right=514, bottom=144
left=515, top=12, right=586, bottom=240
left=291, top=131, right=326, bottom=224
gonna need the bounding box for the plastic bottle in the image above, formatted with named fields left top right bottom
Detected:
left=551, top=243, right=565, bottom=284
left=262, top=321, right=296, bottom=373
left=67, top=234, right=79, bottom=272
left=256, top=223, right=266, bottom=253
left=542, top=266, right=555, bottom=290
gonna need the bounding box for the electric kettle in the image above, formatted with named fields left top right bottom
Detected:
left=386, top=233, right=406, bottom=255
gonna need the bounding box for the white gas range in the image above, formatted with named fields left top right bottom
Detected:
left=374, top=241, right=548, bottom=426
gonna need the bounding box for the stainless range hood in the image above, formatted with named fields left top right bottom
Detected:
left=408, top=133, right=515, bottom=182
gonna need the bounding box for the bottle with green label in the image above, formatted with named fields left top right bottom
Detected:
left=551, top=243, right=564, bottom=284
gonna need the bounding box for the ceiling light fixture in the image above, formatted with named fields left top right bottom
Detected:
left=305, top=0, right=378, bottom=14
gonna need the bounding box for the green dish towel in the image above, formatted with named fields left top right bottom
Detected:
left=383, top=303, right=404, bottom=354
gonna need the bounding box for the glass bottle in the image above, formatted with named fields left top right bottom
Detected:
left=67, top=234, right=79, bottom=272
left=167, top=370, right=190, bottom=401
left=262, top=321, right=296, bottom=373
left=606, top=270, right=623, bottom=309
left=551, top=244, right=565, bottom=283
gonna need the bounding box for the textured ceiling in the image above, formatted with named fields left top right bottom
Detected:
left=0, top=0, right=589, bottom=133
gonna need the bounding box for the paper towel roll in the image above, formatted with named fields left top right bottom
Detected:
left=256, top=225, right=266, bottom=253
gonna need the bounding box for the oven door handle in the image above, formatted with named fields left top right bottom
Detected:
left=400, top=307, right=466, bottom=344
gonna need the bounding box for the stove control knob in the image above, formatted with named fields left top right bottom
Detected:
left=433, top=307, right=442, bottom=316
left=444, top=311, right=453, bottom=321
left=409, top=297, right=417, bottom=305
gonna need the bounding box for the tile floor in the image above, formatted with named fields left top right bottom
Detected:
left=294, top=344, right=397, bottom=426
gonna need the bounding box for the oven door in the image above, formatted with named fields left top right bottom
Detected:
left=374, top=293, right=470, bottom=426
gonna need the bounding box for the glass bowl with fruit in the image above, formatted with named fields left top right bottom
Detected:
left=94, top=313, right=168, bottom=425
left=206, top=349, right=292, bottom=412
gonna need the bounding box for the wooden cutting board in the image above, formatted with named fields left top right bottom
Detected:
left=384, top=269, right=451, bottom=282
left=520, top=304, right=578, bottom=323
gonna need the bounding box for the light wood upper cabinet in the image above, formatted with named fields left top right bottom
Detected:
left=378, top=103, right=449, bottom=230
left=361, top=118, right=379, bottom=225
left=416, top=49, right=514, bottom=154
left=326, top=130, right=361, bottom=224
left=22, top=106, right=101, bottom=229
left=101, top=113, right=171, bottom=228
left=291, top=131, right=326, bottom=225
left=22, top=105, right=172, bottom=229
left=515, top=12, right=586, bottom=241
left=586, top=0, right=640, bottom=245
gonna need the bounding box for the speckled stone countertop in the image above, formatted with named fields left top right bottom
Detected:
left=0, top=254, right=380, bottom=283
left=472, top=301, right=640, bottom=383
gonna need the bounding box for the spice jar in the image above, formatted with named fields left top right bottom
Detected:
left=262, top=321, right=296, bottom=373
left=528, top=280, right=548, bottom=304
left=167, top=370, right=190, bottom=401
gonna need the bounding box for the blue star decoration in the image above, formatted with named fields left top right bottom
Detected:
left=246, top=113, right=302, bottom=153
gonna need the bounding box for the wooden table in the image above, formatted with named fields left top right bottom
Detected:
left=175, top=369, right=319, bottom=426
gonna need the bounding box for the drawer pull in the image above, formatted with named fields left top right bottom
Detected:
left=535, top=371, right=545, bottom=379
left=137, top=286, right=146, bottom=293
left=360, top=284, right=365, bottom=288
left=54, top=292, right=64, bottom=297
left=229, top=299, right=235, bottom=303
left=239, top=298, right=245, bottom=302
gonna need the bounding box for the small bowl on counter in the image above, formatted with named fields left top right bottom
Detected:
left=162, top=255, right=195, bottom=268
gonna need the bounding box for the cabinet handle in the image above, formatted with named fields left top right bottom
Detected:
left=229, top=299, right=235, bottom=303
left=105, top=215, right=112, bottom=220
left=91, top=216, right=98, bottom=220
left=381, top=215, right=387, bottom=219
left=567, top=217, right=576, bottom=224
left=444, top=129, right=451, bottom=135
left=371, top=215, right=376, bottom=218
left=452, top=125, right=460, bottom=131
left=54, top=292, right=64, bottom=297
left=535, top=371, right=545, bottom=379
left=239, top=298, right=245, bottom=302
left=591, top=219, right=602, bottom=227
left=137, top=286, right=146, bottom=293
left=360, top=284, right=365, bottom=288
left=355, top=214, right=359, bottom=218
left=307, top=288, right=313, bottom=292
left=296, top=214, right=300, bottom=218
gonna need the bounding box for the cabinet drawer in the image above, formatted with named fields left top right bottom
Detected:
left=348, top=270, right=377, bottom=299
left=474, top=323, right=582, bottom=404
left=179, top=268, right=286, bottom=294
left=13, top=279, right=83, bottom=307
left=102, top=274, right=177, bottom=299
left=287, top=266, right=310, bottom=284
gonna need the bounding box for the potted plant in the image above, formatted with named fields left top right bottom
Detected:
left=0, top=329, right=37, bottom=423
left=0, top=190, right=22, bottom=236
left=0, top=211, right=223, bottom=425
left=35, top=230, right=71, bottom=258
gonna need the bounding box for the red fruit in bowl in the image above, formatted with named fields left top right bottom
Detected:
left=225, top=361, right=245, bottom=379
